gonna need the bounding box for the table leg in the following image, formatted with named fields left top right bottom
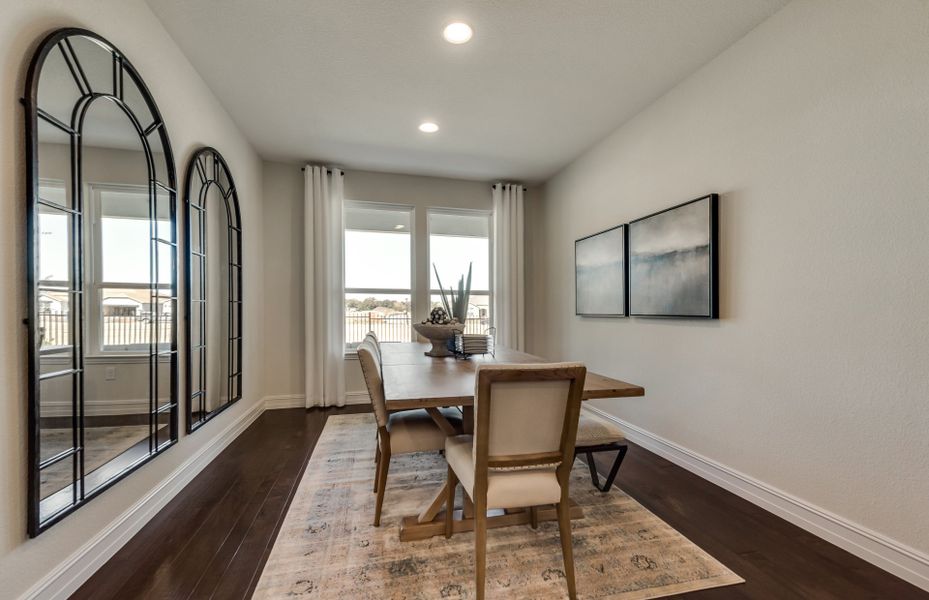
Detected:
left=425, top=407, right=458, bottom=436
left=462, top=406, right=474, bottom=434
left=417, top=481, right=450, bottom=524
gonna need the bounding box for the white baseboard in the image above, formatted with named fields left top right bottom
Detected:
left=263, top=392, right=370, bottom=409
left=344, top=391, right=371, bottom=405
left=583, top=406, right=929, bottom=592
left=263, top=394, right=306, bottom=410
left=20, top=398, right=267, bottom=600
left=43, top=398, right=150, bottom=417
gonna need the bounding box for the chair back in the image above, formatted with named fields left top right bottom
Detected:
left=473, top=363, right=586, bottom=479
left=363, top=331, right=381, bottom=365
left=357, top=339, right=388, bottom=428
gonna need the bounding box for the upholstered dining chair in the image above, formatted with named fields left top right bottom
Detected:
left=357, top=339, right=462, bottom=526
left=363, top=331, right=381, bottom=365
left=574, top=412, right=628, bottom=492
left=443, top=362, right=587, bottom=600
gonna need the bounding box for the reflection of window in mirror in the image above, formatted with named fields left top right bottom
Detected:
left=85, top=183, right=172, bottom=355
left=37, top=180, right=71, bottom=358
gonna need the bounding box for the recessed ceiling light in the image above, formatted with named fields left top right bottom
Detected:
left=443, top=22, right=473, bottom=44
left=418, top=121, right=439, bottom=133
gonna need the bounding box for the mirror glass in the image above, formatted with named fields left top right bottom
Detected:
left=186, top=149, right=242, bottom=431
left=28, top=30, right=177, bottom=534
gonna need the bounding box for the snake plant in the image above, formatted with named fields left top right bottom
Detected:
left=433, top=262, right=472, bottom=325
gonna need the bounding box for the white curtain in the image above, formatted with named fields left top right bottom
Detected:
left=492, top=183, right=526, bottom=351
left=304, top=165, right=345, bottom=407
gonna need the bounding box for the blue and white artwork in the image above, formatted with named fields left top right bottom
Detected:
left=628, top=195, right=718, bottom=318
left=575, top=225, right=626, bottom=316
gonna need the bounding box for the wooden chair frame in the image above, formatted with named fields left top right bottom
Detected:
left=362, top=334, right=460, bottom=527
left=445, top=364, right=586, bottom=600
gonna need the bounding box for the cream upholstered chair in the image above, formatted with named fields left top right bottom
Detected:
left=363, top=331, right=381, bottom=364
left=356, top=339, right=462, bottom=526
left=574, top=412, right=628, bottom=492
left=444, top=363, right=587, bottom=600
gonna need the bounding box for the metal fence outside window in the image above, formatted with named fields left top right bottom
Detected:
left=345, top=313, right=491, bottom=345
left=38, top=311, right=172, bottom=348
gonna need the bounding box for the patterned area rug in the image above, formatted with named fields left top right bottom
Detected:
left=254, top=414, right=743, bottom=599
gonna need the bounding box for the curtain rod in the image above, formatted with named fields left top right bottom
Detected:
left=300, top=167, right=344, bottom=175
left=297, top=168, right=522, bottom=188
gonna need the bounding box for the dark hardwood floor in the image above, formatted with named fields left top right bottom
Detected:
left=74, top=406, right=927, bottom=599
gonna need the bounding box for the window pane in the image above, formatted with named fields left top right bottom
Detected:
left=431, top=294, right=492, bottom=334
left=99, top=187, right=171, bottom=285
left=344, top=231, right=410, bottom=290
left=345, top=293, right=411, bottom=347
left=39, top=207, right=71, bottom=284
left=344, top=205, right=412, bottom=290
left=39, top=373, right=75, bottom=463
left=100, top=287, right=153, bottom=351
left=39, top=453, right=75, bottom=512
left=429, top=211, right=490, bottom=291
left=155, top=186, right=174, bottom=243
left=101, top=214, right=150, bottom=284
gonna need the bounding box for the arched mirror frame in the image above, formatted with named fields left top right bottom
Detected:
left=24, top=28, right=178, bottom=536
left=184, top=148, right=243, bottom=433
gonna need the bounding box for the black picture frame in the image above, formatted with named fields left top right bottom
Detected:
left=627, top=194, right=719, bottom=319
left=24, top=28, right=178, bottom=536
left=183, top=147, right=243, bottom=433
left=575, top=224, right=629, bottom=317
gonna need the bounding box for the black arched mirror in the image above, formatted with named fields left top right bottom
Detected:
left=184, top=148, right=242, bottom=432
left=24, top=28, right=178, bottom=536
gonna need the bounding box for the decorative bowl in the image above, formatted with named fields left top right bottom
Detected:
left=413, top=322, right=465, bottom=357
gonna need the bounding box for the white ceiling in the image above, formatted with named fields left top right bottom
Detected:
left=146, top=0, right=787, bottom=182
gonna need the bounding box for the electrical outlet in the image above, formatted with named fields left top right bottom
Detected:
left=105, top=366, right=116, bottom=381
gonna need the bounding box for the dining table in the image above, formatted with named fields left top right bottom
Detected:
left=379, top=341, right=645, bottom=542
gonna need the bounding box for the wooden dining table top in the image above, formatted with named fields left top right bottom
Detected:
left=381, top=342, right=645, bottom=410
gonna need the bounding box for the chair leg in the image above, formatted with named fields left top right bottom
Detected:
left=373, top=445, right=390, bottom=526
left=445, top=466, right=458, bottom=538
left=529, top=505, right=539, bottom=530
left=373, top=443, right=381, bottom=493
left=556, top=500, right=578, bottom=600
left=474, top=496, right=487, bottom=600
left=600, top=445, right=628, bottom=492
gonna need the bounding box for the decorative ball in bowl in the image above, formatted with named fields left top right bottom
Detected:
left=413, top=322, right=465, bottom=357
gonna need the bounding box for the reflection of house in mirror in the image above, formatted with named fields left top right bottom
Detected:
left=102, top=296, right=141, bottom=317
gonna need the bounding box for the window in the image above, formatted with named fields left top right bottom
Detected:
left=428, top=209, right=493, bottom=334
left=88, top=183, right=173, bottom=353
left=344, top=203, right=413, bottom=349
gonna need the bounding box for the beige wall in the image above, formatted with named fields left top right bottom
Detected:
left=0, top=1, right=264, bottom=597
left=261, top=164, right=531, bottom=398
left=533, top=0, right=929, bottom=558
